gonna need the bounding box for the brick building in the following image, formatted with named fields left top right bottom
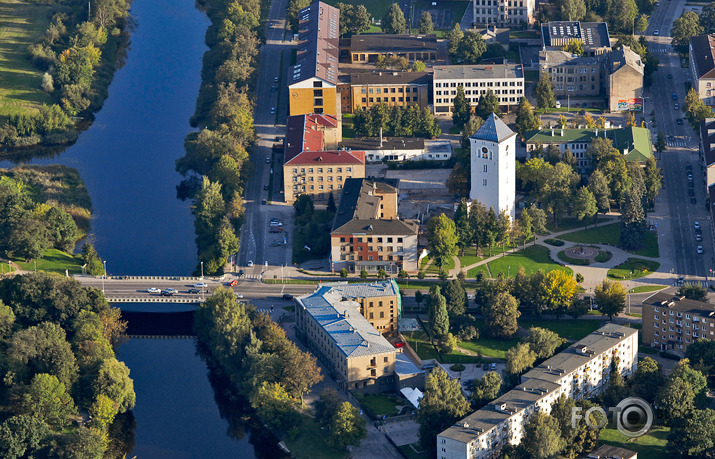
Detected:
left=642, top=291, right=715, bottom=354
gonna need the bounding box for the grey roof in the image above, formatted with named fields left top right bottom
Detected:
left=395, top=352, right=424, bottom=376
left=295, top=284, right=395, bottom=359
left=470, top=114, right=516, bottom=143
left=587, top=445, right=637, bottom=459
left=609, top=46, right=644, bottom=76
left=539, top=50, right=601, bottom=67
left=341, top=137, right=425, bottom=151
left=350, top=34, right=437, bottom=54
left=323, top=279, right=400, bottom=298
left=440, top=324, right=637, bottom=444
left=541, top=21, right=611, bottom=50
left=522, top=324, right=637, bottom=385
left=289, top=2, right=340, bottom=85
left=349, top=71, right=430, bottom=86
left=690, top=34, right=715, bottom=80
left=331, top=177, right=417, bottom=238
left=432, top=64, right=524, bottom=81
left=643, top=291, right=715, bottom=317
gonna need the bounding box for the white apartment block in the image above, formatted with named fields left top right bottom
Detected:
left=432, top=65, right=525, bottom=115
left=437, top=324, right=638, bottom=459
left=689, top=34, right=715, bottom=107
left=469, top=114, right=516, bottom=220
left=472, top=0, right=536, bottom=27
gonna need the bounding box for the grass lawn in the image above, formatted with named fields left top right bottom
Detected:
left=403, top=330, right=480, bottom=363
left=608, top=258, right=660, bottom=280
left=598, top=425, right=670, bottom=459
left=524, top=70, right=539, bottom=83
left=355, top=393, right=400, bottom=418
left=13, top=249, right=84, bottom=275
left=520, top=319, right=601, bottom=341
left=487, top=244, right=573, bottom=278
left=458, top=247, right=482, bottom=268
left=341, top=113, right=355, bottom=138
left=466, top=264, right=490, bottom=278
left=458, top=334, right=519, bottom=360
left=557, top=250, right=590, bottom=265
left=633, top=232, right=660, bottom=257
left=422, top=256, right=455, bottom=275
left=398, top=443, right=430, bottom=459
left=639, top=345, right=659, bottom=354
left=0, top=0, right=54, bottom=123
left=545, top=216, right=600, bottom=232
left=509, top=31, right=540, bottom=39
left=630, top=285, right=666, bottom=293
left=560, top=222, right=621, bottom=246
left=284, top=414, right=347, bottom=459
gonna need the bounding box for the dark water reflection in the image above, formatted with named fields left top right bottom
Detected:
left=0, top=0, right=206, bottom=275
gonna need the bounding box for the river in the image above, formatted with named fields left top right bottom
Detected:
left=1, top=0, right=205, bottom=276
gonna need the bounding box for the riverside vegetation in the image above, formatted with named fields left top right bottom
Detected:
left=0, top=0, right=131, bottom=149
left=174, top=0, right=264, bottom=275
left=0, top=273, right=135, bottom=458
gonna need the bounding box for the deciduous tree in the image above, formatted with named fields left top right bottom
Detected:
left=594, top=279, right=626, bottom=320
left=506, top=342, right=537, bottom=374
left=417, top=368, right=469, bottom=453
left=515, top=98, right=540, bottom=139
left=561, top=0, right=586, bottom=21
left=526, top=327, right=565, bottom=360
left=427, top=213, right=458, bottom=268
left=452, top=86, right=471, bottom=130
left=485, top=292, right=520, bottom=338
left=671, top=11, right=704, bottom=52
left=471, top=371, right=501, bottom=407
left=522, top=412, right=566, bottom=458
left=329, top=402, right=367, bottom=448
left=20, top=373, right=77, bottom=430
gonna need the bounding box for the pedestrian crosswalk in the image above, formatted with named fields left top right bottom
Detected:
left=235, top=274, right=261, bottom=279
left=667, top=141, right=688, bottom=147
left=649, top=47, right=670, bottom=54
left=256, top=307, right=275, bottom=314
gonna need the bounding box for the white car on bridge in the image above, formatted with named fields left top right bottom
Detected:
left=193, top=282, right=208, bottom=288
left=147, top=288, right=161, bottom=293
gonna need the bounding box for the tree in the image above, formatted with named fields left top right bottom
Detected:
left=447, top=24, right=464, bottom=59
left=678, top=282, right=708, bottom=302
left=411, top=60, right=426, bottom=72
left=643, top=156, right=661, bottom=208
left=0, top=415, right=51, bottom=459
left=658, top=376, right=696, bottom=424
left=684, top=87, right=713, bottom=128
left=526, top=327, right=565, bottom=360
left=330, top=402, right=367, bottom=448
left=702, top=2, right=715, bottom=33
left=340, top=268, right=348, bottom=278
left=454, top=31, right=487, bottom=64
left=89, top=394, right=117, bottom=431
left=484, top=292, right=520, bottom=338
left=382, top=3, right=407, bottom=34
left=442, top=279, right=467, bottom=317
left=280, top=343, right=323, bottom=405
left=93, top=357, right=136, bottom=414
left=563, top=38, right=584, bottom=55
left=594, top=279, right=626, bottom=320
left=45, top=207, right=78, bottom=252
left=588, top=169, right=610, bottom=215
left=670, top=359, right=709, bottom=409
left=610, top=0, right=638, bottom=33
left=515, top=98, right=540, bottom=139
left=655, top=131, right=667, bottom=153
left=375, top=54, right=410, bottom=71
left=686, top=339, right=715, bottom=378
left=452, top=86, right=471, bottom=130
left=327, top=192, right=336, bottom=213
left=415, top=290, right=424, bottom=307
left=620, top=188, right=647, bottom=250
left=630, top=356, right=665, bottom=403
left=521, top=412, right=566, bottom=458
left=427, top=213, right=458, bottom=268
left=573, top=186, right=597, bottom=221
left=360, top=268, right=368, bottom=279
left=506, top=342, right=537, bottom=375
left=417, top=368, right=469, bottom=453
left=475, top=89, right=501, bottom=119
left=671, top=11, right=704, bottom=52
left=524, top=206, right=547, bottom=237
left=429, top=287, right=450, bottom=338
left=315, top=387, right=342, bottom=427
left=668, top=409, right=715, bottom=457
left=336, top=3, right=371, bottom=36
left=471, top=371, right=502, bottom=407
left=518, top=211, right=533, bottom=249
left=535, top=72, right=556, bottom=111
left=636, top=14, right=648, bottom=33
left=561, top=0, right=586, bottom=21
left=418, top=11, right=433, bottom=34
left=20, top=373, right=77, bottom=430
left=250, top=381, right=298, bottom=430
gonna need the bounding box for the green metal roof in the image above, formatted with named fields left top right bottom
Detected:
left=525, top=128, right=602, bottom=144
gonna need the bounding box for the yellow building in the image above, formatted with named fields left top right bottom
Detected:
left=349, top=71, right=430, bottom=113
left=288, top=2, right=340, bottom=117
left=283, top=150, right=366, bottom=203
left=295, top=281, right=403, bottom=392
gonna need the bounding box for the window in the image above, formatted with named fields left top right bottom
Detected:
left=483, top=164, right=488, bottom=172
left=483, top=178, right=487, bottom=186
left=347, top=167, right=352, bottom=172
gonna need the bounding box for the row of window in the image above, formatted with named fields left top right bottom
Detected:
left=340, top=236, right=404, bottom=243
left=342, top=245, right=404, bottom=252
left=653, top=308, right=711, bottom=323
left=293, top=184, right=341, bottom=191
left=435, top=81, right=522, bottom=88
left=435, top=96, right=521, bottom=104
left=548, top=67, right=598, bottom=74
left=476, top=8, right=526, bottom=15
left=360, top=97, right=419, bottom=103
left=435, top=89, right=523, bottom=96
left=551, top=76, right=597, bottom=83
left=361, top=87, right=418, bottom=94
left=339, top=254, right=404, bottom=261
left=475, top=0, right=525, bottom=5
left=292, top=167, right=352, bottom=173
left=293, top=175, right=345, bottom=182
left=554, top=84, right=597, bottom=91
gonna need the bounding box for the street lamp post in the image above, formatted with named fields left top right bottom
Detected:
left=200, top=261, right=204, bottom=280
left=102, top=260, right=107, bottom=294
left=508, top=265, right=511, bottom=277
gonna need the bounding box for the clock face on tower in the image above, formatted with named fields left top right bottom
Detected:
left=481, top=147, right=488, bottom=154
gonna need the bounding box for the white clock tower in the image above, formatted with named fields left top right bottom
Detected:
left=469, top=113, right=516, bottom=219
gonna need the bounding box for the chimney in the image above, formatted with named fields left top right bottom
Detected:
left=551, top=128, right=554, bottom=136
left=379, top=128, right=383, bottom=148
left=595, top=129, right=598, bottom=136
left=560, top=128, right=564, bottom=136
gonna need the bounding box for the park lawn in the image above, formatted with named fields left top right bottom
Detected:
left=458, top=246, right=482, bottom=268
left=630, top=285, right=666, bottom=293
left=633, top=232, right=660, bottom=257
left=608, top=258, right=660, bottom=280
left=284, top=415, right=347, bottom=459
left=560, top=222, right=621, bottom=246
left=12, top=249, right=84, bottom=275
left=403, top=330, right=479, bottom=363
left=458, top=335, right=519, bottom=360
left=487, top=244, right=573, bottom=278
left=0, top=0, right=54, bottom=123
left=520, top=319, right=601, bottom=341
left=321, top=0, right=391, bottom=23
left=398, top=443, right=430, bottom=459
left=557, top=250, right=590, bottom=265
left=545, top=216, right=599, bottom=232
left=598, top=425, right=670, bottom=459
left=467, top=264, right=490, bottom=278
left=423, top=256, right=455, bottom=275
left=355, top=393, right=400, bottom=417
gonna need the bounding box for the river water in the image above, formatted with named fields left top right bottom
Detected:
left=3, top=0, right=274, bottom=455
left=1, top=0, right=205, bottom=276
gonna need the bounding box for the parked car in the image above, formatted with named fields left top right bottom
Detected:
left=483, top=363, right=490, bottom=371
left=689, top=181, right=694, bottom=187
left=262, top=199, right=267, bottom=205
left=160, top=290, right=174, bottom=297
left=696, top=233, right=703, bottom=241
left=689, top=189, right=695, bottom=196
left=266, top=157, right=271, bottom=164
left=677, top=118, right=684, bottom=125
left=237, top=270, right=245, bottom=277
left=188, top=288, right=200, bottom=294
left=264, top=184, right=269, bottom=191
left=193, top=282, right=208, bottom=288
left=691, top=197, right=698, bottom=204
left=555, top=101, right=562, bottom=108
left=698, top=245, right=704, bottom=254
left=675, top=103, right=679, bottom=110
left=673, top=93, right=678, bottom=100
left=228, top=279, right=238, bottom=286
left=247, top=260, right=254, bottom=267
left=235, top=293, right=244, bottom=299
left=283, top=294, right=293, bottom=300
left=654, top=29, right=659, bottom=35
left=490, top=363, right=497, bottom=371
left=687, top=164, right=693, bottom=170
left=695, top=221, right=701, bottom=230
left=270, top=107, right=276, bottom=114
left=273, top=77, right=279, bottom=83
left=147, top=287, right=161, bottom=293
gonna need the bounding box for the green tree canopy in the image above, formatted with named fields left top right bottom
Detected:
left=20, top=373, right=77, bottom=430
left=525, top=327, right=566, bottom=360
left=534, top=72, right=556, bottom=111
left=382, top=3, right=407, bottom=34
left=671, top=11, right=704, bottom=51
left=418, top=11, right=434, bottom=34
left=329, top=402, right=367, bottom=448
left=485, top=292, right=520, bottom=338
left=506, top=342, right=537, bottom=374
left=515, top=98, right=540, bottom=139
left=416, top=368, right=469, bottom=453
left=521, top=411, right=566, bottom=458
left=470, top=371, right=501, bottom=407
left=427, top=213, right=458, bottom=268
left=452, top=86, right=471, bottom=130
left=594, top=279, right=626, bottom=320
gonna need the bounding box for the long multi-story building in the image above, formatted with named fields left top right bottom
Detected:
left=642, top=291, right=715, bottom=354
left=284, top=150, right=365, bottom=203
left=471, top=0, right=536, bottom=27
left=294, top=281, right=401, bottom=392
left=432, top=65, right=525, bottom=114
left=689, top=34, right=715, bottom=108
left=538, top=50, right=601, bottom=97
left=288, top=1, right=340, bottom=117
left=348, top=71, right=430, bottom=113
left=438, top=324, right=638, bottom=459
left=347, top=34, right=438, bottom=64
left=330, top=178, right=419, bottom=274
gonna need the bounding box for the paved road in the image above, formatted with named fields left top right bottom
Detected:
left=644, top=0, right=714, bottom=279
left=237, top=0, right=295, bottom=276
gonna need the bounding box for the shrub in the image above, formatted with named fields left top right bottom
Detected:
left=544, top=238, right=565, bottom=246
left=594, top=250, right=612, bottom=263
left=450, top=363, right=466, bottom=372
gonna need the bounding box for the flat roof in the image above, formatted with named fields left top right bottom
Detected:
left=350, top=34, right=437, bottom=53
left=341, top=137, right=425, bottom=151
left=643, top=291, right=715, bottom=317
left=296, top=283, right=396, bottom=359
left=350, top=71, right=430, bottom=86
left=433, top=64, right=524, bottom=81
left=541, top=21, right=610, bottom=49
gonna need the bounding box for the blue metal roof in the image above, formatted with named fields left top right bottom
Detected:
left=470, top=114, right=516, bottom=143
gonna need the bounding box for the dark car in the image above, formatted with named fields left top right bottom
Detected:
left=264, top=184, right=269, bottom=191
left=237, top=270, right=244, bottom=277
left=282, top=294, right=293, bottom=300
left=160, top=291, right=174, bottom=297
left=581, top=102, right=588, bottom=108
left=668, top=135, right=675, bottom=141
left=687, top=164, right=693, bottom=171
left=691, top=197, right=697, bottom=204
left=262, top=199, right=267, bottom=205
left=689, top=189, right=695, bottom=196
left=188, top=288, right=200, bottom=294
left=482, top=363, right=489, bottom=371
left=677, top=118, right=684, bottom=125
left=689, top=181, right=694, bottom=187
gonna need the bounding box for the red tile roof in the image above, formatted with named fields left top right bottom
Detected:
left=285, top=150, right=365, bottom=165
